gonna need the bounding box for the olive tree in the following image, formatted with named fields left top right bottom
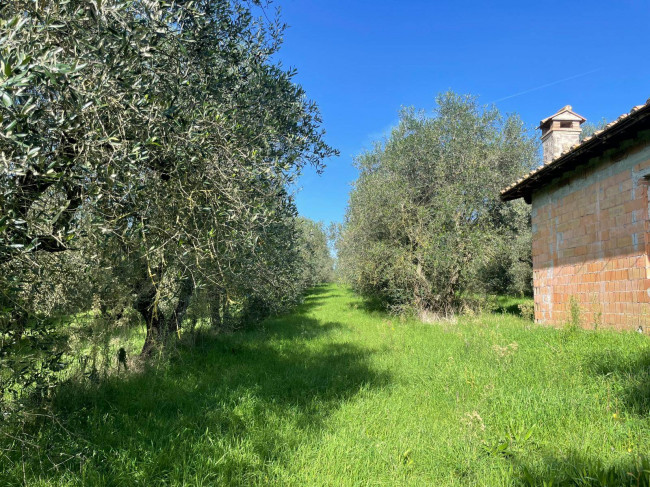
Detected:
left=338, top=92, right=536, bottom=315
left=296, top=217, right=334, bottom=287
left=1, top=0, right=335, bottom=398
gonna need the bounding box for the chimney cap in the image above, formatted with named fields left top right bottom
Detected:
left=539, top=105, right=586, bottom=129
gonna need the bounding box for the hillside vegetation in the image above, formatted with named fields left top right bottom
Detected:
left=2, top=285, right=649, bottom=486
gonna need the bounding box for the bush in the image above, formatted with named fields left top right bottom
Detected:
left=518, top=302, right=534, bottom=321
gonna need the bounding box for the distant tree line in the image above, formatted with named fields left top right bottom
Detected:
left=1, top=1, right=335, bottom=406
left=337, top=93, right=536, bottom=317
left=297, top=217, right=335, bottom=287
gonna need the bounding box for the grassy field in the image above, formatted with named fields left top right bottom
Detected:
left=2, top=284, right=650, bottom=486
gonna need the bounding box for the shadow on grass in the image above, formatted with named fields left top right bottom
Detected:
left=1, top=303, right=389, bottom=484
left=344, top=294, right=533, bottom=319
left=492, top=295, right=532, bottom=317
left=286, top=284, right=342, bottom=314
left=495, top=302, right=523, bottom=317
left=347, top=296, right=387, bottom=315
left=302, top=284, right=332, bottom=298
left=511, top=449, right=650, bottom=486
left=582, top=347, right=650, bottom=415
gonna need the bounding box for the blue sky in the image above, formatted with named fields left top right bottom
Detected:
left=274, top=0, right=650, bottom=226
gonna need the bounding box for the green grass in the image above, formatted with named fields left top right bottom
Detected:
left=2, top=284, right=650, bottom=485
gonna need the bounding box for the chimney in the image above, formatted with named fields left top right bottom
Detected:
left=539, top=105, right=586, bottom=163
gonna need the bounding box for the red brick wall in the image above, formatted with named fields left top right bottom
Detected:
left=531, top=141, right=650, bottom=329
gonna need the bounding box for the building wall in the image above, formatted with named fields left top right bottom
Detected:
left=531, top=140, right=650, bottom=329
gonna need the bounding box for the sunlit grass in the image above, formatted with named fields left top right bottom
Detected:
left=2, top=284, right=649, bottom=485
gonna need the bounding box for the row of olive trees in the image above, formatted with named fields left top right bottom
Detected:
left=337, top=92, right=536, bottom=316
left=0, top=1, right=335, bottom=402
left=296, top=217, right=335, bottom=287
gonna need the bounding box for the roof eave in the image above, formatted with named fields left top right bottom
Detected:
left=501, top=103, right=650, bottom=203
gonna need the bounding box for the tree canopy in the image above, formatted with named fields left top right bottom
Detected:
left=337, top=92, right=536, bottom=315
left=1, top=0, right=336, bottom=402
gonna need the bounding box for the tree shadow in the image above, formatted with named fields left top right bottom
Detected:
left=495, top=302, right=523, bottom=316
left=260, top=319, right=348, bottom=341
left=510, top=449, right=650, bottom=486
left=303, top=284, right=332, bottom=297
left=492, top=296, right=533, bottom=318
left=347, top=296, right=388, bottom=315
left=289, top=284, right=342, bottom=313
left=582, top=347, right=650, bottom=415
left=1, top=313, right=390, bottom=484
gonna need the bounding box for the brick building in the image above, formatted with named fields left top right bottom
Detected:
left=501, top=101, right=650, bottom=329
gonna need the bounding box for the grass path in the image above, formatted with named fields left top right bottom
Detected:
left=3, top=284, right=650, bottom=485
